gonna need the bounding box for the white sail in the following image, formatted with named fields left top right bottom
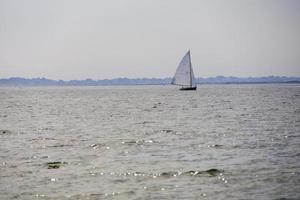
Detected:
left=190, top=63, right=197, bottom=87
left=171, top=51, right=196, bottom=87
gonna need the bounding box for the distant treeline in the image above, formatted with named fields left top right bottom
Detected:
left=0, top=76, right=299, bottom=86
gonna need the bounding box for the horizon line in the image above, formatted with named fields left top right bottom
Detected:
left=1, top=75, right=300, bottom=81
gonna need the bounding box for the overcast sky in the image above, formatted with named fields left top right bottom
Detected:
left=0, top=0, right=299, bottom=80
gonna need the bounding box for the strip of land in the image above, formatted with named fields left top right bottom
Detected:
left=0, top=76, right=299, bottom=86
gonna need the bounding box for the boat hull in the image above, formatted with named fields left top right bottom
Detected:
left=180, top=87, right=197, bottom=90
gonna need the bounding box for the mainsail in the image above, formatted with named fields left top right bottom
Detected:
left=171, top=51, right=196, bottom=87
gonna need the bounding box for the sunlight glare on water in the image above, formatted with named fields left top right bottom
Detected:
left=0, top=84, right=300, bottom=199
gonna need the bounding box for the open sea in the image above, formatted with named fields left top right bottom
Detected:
left=0, top=84, right=299, bottom=200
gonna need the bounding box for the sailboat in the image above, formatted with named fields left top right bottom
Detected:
left=171, top=50, right=197, bottom=90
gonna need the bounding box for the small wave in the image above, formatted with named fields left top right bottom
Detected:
left=0, top=129, right=12, bottom=135
left=48, top=144, right=74, bottom=148
left=207, top=144, right=223, bottom=148
left=294, top=109, right=300, bottom=113
left=66, top=191, right=135, bottom=199
left=89, top=169, right=224, bottom=178
left=152, top=102, right=162, bottom=108
left=31, top=137, right=57, bottom=142
left=180, top=169, right=223, bottom=177
left=89, top=143, right=106, bottom=149
left=46, top=161, right=68, bottom=169
left=138, top=121, right=155, bottom=125
left=121, top=140, right=157, bottom=145
left=160, top=129, right=176, bottom=134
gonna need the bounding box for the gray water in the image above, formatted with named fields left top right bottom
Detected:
left=0, top=84, right=299, bottom=200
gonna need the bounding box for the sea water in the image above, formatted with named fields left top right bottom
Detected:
left=0, top=84, right=299, bottom=199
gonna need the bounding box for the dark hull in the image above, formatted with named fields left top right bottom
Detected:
left=180, top=87, right=197, bottom=90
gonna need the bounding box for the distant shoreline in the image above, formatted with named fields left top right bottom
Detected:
left=0, top=76, right=299, bottom=86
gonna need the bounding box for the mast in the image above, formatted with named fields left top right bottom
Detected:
left=189, top=51, right=192, bottom=87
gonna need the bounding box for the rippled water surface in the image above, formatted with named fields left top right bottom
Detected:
left=0, top=85, right=300, bottom=199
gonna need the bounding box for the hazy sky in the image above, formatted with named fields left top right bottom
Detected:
left=0, top=0, right=299, bottom=80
